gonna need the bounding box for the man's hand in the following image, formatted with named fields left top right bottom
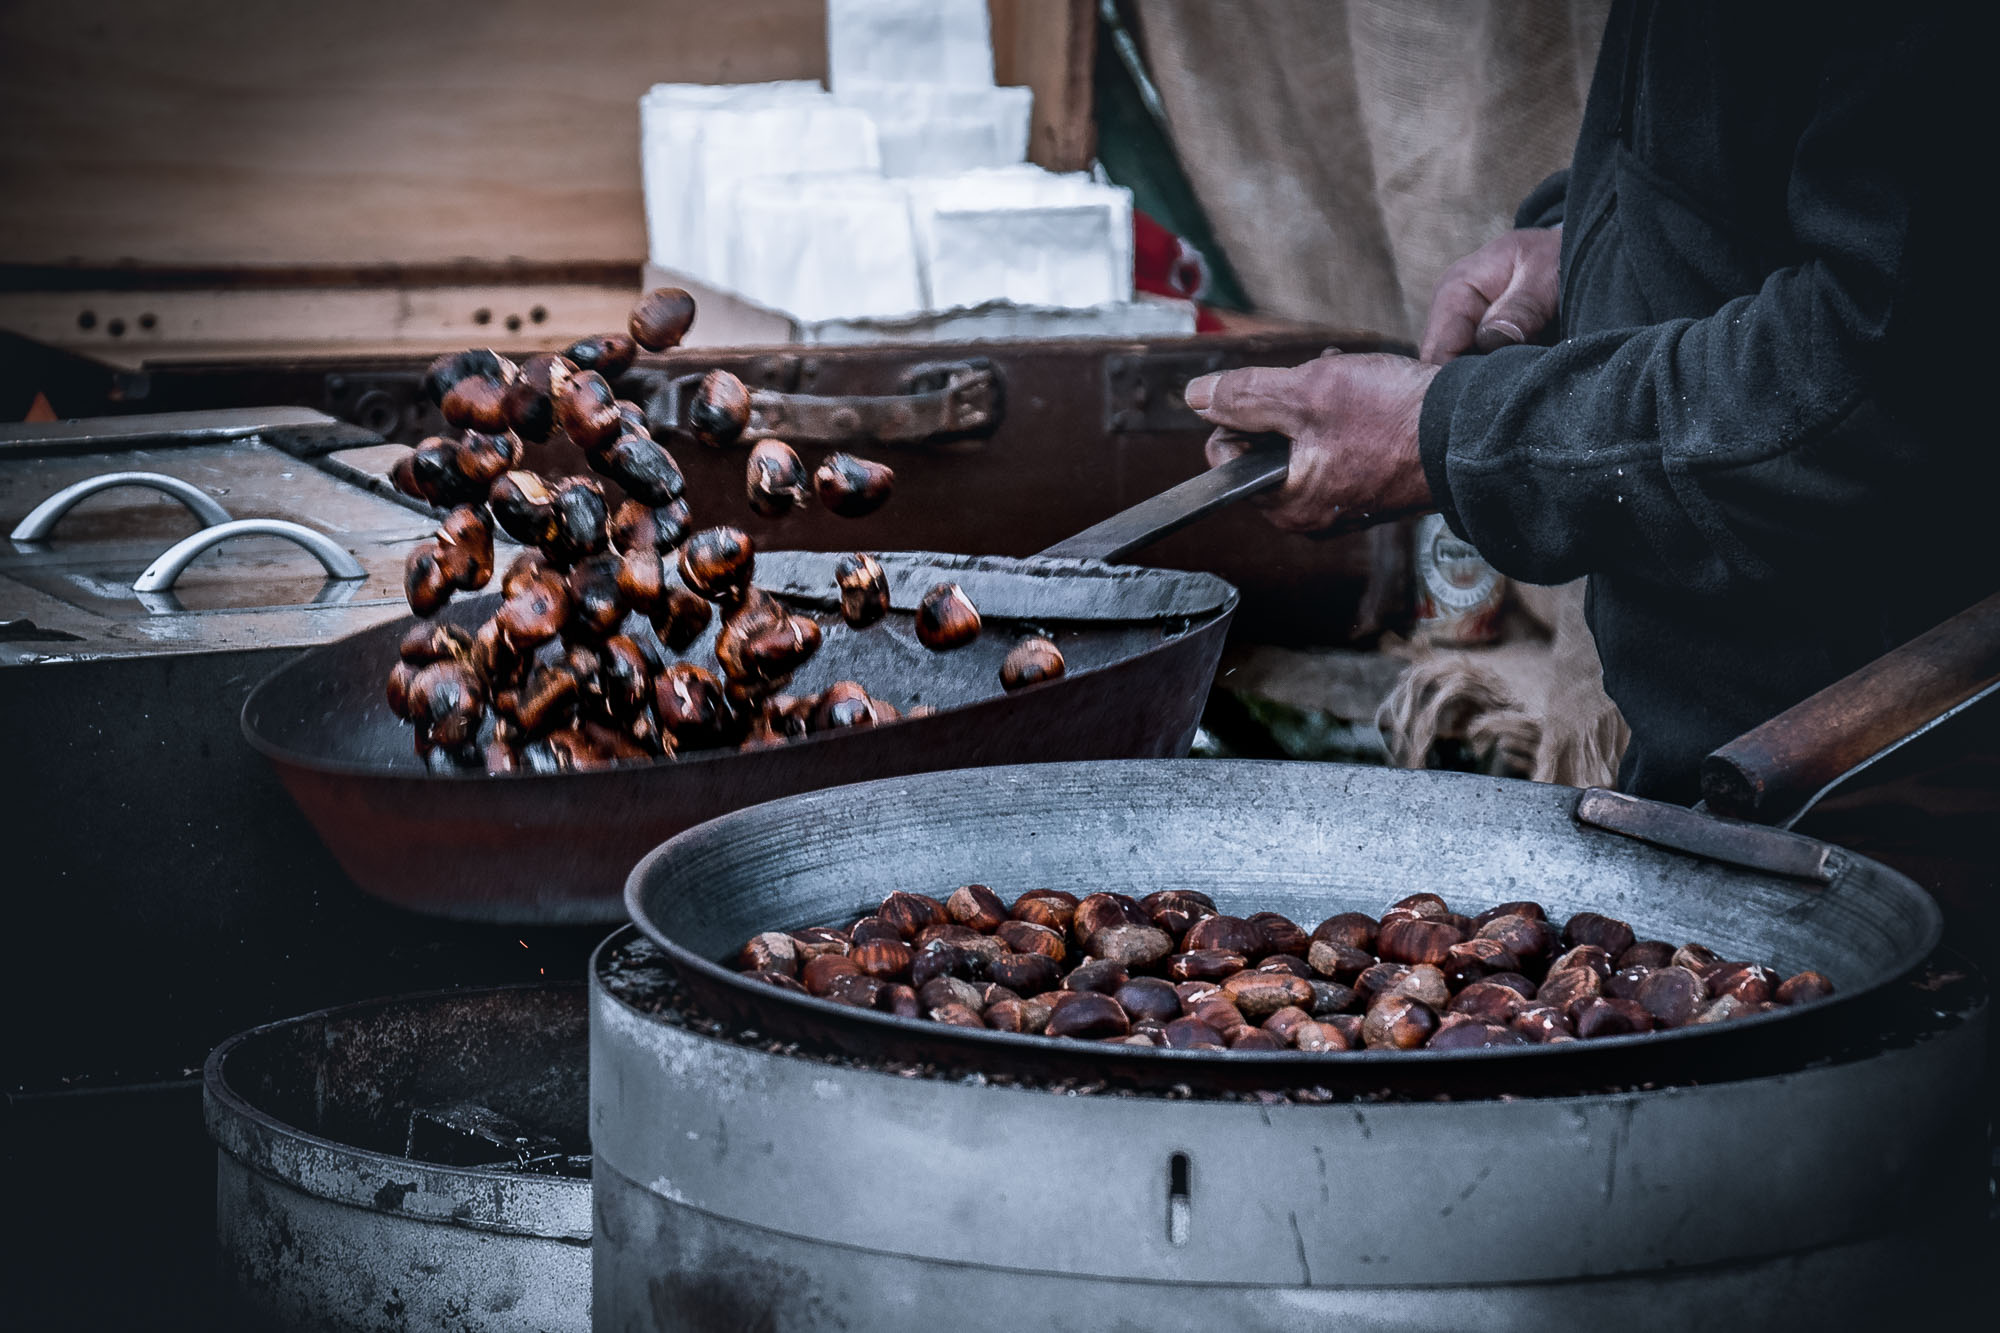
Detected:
left=1419, top=227, right=1562, bottom=365
left=1184, top=351, right=1438, bottom=534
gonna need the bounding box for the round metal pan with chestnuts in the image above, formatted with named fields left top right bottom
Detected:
left=731, top=889, right=1835, bottom=1058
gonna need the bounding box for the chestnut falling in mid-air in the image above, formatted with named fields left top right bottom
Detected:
left=834, top=553, right=889, bottom=629
left=688, top=370, right=751, bottom=447
left=813, top=453, right=894, bottom=518
left=629, top=287, right=697, bottom=352
left=746, top=440, right=811, bottom=518
left=679, top=526, right=755, bottom=602
left=915, top=583, right=981, bottom=651
left=1000, top=637, right=1065, bottom=691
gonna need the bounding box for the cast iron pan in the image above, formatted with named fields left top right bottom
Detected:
left=624, top=759, right=1942, bottom=1095
left=242, top=445, right=1289, bottom=923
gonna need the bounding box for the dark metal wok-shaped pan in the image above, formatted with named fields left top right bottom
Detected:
left=244, top=444, right=1291, bottom=923
left=625, top=758, right=1943, bottom=1095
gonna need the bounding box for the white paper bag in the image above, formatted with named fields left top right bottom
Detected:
left=687, top=103, right=883, bottom=284
left=835, top=81, right=1033, bottom=177
left=907, top=168, right=1135, bottom=311
left=722, top=174, right=925, bottom=324
left=827, top=0, right=995, bottom=89
left=639, top=82, right=827, bottom=274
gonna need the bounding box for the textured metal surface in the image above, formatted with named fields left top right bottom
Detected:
left=589, top=937, right=1985, bottom=1328
left=206, top=985, right=590, bottom=1332
left=243, top=553, right=1236, bottom=923
left=623, top=761, right=1941, bottom=1093
left=0, top=404, right=343, bottom=453
left=10, top=468, right=232, bottom=538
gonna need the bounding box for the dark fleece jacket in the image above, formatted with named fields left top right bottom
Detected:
left=1416, top=0, right=1988, bottom=802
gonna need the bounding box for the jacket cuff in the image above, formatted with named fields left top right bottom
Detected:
left=1417, top=356, right=1476, bottom=540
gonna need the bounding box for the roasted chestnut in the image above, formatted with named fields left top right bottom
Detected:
left=496, top=663, right=581, bottom=737
left=831, top=552, right=890, bottom=629
left=629, top=287, right=697, bottom=352
left=1061, top=958, right=1130, bottom=995
left=551, top=365, right=621, bottom=451
left=1618, top=940, right=1677, bottom=970
left=1448, top=979, right=1528, bottom=1023
left=648, top=586, right=712, bottom=653
left=813, top=452, right=895, bottom=517
left=688, top=369, right=751, bottom=447
left=1635, top=964, right=1708, bottom=1028
left=394, top=436, right=483, bottom=508
left=495, top=567, right=570, bottom=647
left=1360, top=995, right=1439, bottom=1050
left=562, top=555, right=628, bottom=641
left=944, top=884, right=1009, bottom=932
left=1220, top=971, right=1314, bottom=1019
left=736, top=931, right=799, bottom=977
left=998, top=637, right=1065, bottom=692
left=546, top=478, right=610, bottom=567
left=1533, top=966, right=1602, bottom=1013
left=1573, top=997, right=1654, bottom=1039
left=652, top=662, right=730, bottom=746
left=914, top=583, right=980, bottom=651
left=1775, top=971, right=1835, bottom=1006
left=403, top=542, right=456, bottom=617
left=1475, top=914, right=1557, bottom=971
left=435, top=506, right=495, bottom=590
left=1184, top=915, right=1262, bottom=956
left=596, top=432, right=686, bottom=506
left=1247, top=912, right=1311, bottom=958
left=878, top=891, right=948, bottom=938
left=1306, top=940, right=1374, bottom=981
left=489, top=471, right=559, bottom=547
left=595, top=635, right=654, bottom=720
left=456, top=430, right=522, bottom=492
left=1561, top=911, right=1636, bottom=959
left=746, top=440, right=811, bottom=517
left=399, top=621, right=476, bottom=667
left=679, top=527, right=754, bottom=602
left=564, top=333, right=639, bottom=379
left=616, top=546, right=665, bottom=615
left=1312, top=911, right=1379, bottom=952
left=406, top=660, right=485, bottom=750
left=987, top=951, right=1062, bottom=996
left=1010, top=889, right=1078, bottom=932
left=385, top=660, right=417, bottom=718
left=1045, top=991, right=1129, bottom=1040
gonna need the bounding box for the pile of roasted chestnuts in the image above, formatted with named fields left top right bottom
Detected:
left=732, top=888, right=1835, bottom=1051
left=384, top=287, right=1068, bottom=772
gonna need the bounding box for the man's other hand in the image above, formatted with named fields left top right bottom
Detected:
left=1184, top=352, right=1437, bottom=534
left=1419, top=227, right=1562, bottom=365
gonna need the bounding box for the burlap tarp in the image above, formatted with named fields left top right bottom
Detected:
left=1133, top=0, right=1623, bottom=785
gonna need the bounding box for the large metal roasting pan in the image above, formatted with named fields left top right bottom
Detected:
left=243, top=446, right=1290, bottom=923
left=625, top=759, right=1941, bottom=1095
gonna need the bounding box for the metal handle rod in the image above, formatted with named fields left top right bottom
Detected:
left=11, top=471, right=233, bottom=541
left=1035, top=437, right=1291, bottom=564
left=132, top=519, right=365, bottom=593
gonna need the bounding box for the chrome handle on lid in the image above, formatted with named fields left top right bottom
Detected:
left=10, top=471, right=233, bottom=541
left=132, top=519, right=366, bottom=593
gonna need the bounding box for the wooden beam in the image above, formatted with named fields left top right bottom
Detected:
left=990, top=0, right=1098, bottom=173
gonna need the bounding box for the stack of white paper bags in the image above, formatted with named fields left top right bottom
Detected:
left=637, top=0, right=1179, bottom=339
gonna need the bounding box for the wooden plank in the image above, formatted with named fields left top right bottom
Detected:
left=990, top=0, right=1099, bottom=172
left=0, top=0, right=827, bottom=269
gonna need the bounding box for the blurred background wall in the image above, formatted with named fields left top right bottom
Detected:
left=1130, top=0, right=1608, bottom=341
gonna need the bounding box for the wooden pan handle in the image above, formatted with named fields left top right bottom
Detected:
left=1701, top=590, right=2000, bottom=824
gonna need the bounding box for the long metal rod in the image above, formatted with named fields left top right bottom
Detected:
left=1035, top=437, right=1289, bottom=563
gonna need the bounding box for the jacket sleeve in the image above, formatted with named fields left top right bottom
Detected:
left=1416, top=21, right=1968, bottom=600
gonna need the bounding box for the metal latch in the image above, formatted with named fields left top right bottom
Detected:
left=1103, top=348, right=1246, bottom=434
left=644, top=358, right=1002, bottom=448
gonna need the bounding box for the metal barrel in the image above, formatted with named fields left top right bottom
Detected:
left=204, top=984, right=591, bottom=1331
left=591, top=934, right=1987, bottom=1330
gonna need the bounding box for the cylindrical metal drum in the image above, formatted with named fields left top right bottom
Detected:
left=593, top=934, right=1986, bottom=1330
left=205, top=985, right=590, bottom=1332
left=592, top=758, right=1989, bottom=1331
